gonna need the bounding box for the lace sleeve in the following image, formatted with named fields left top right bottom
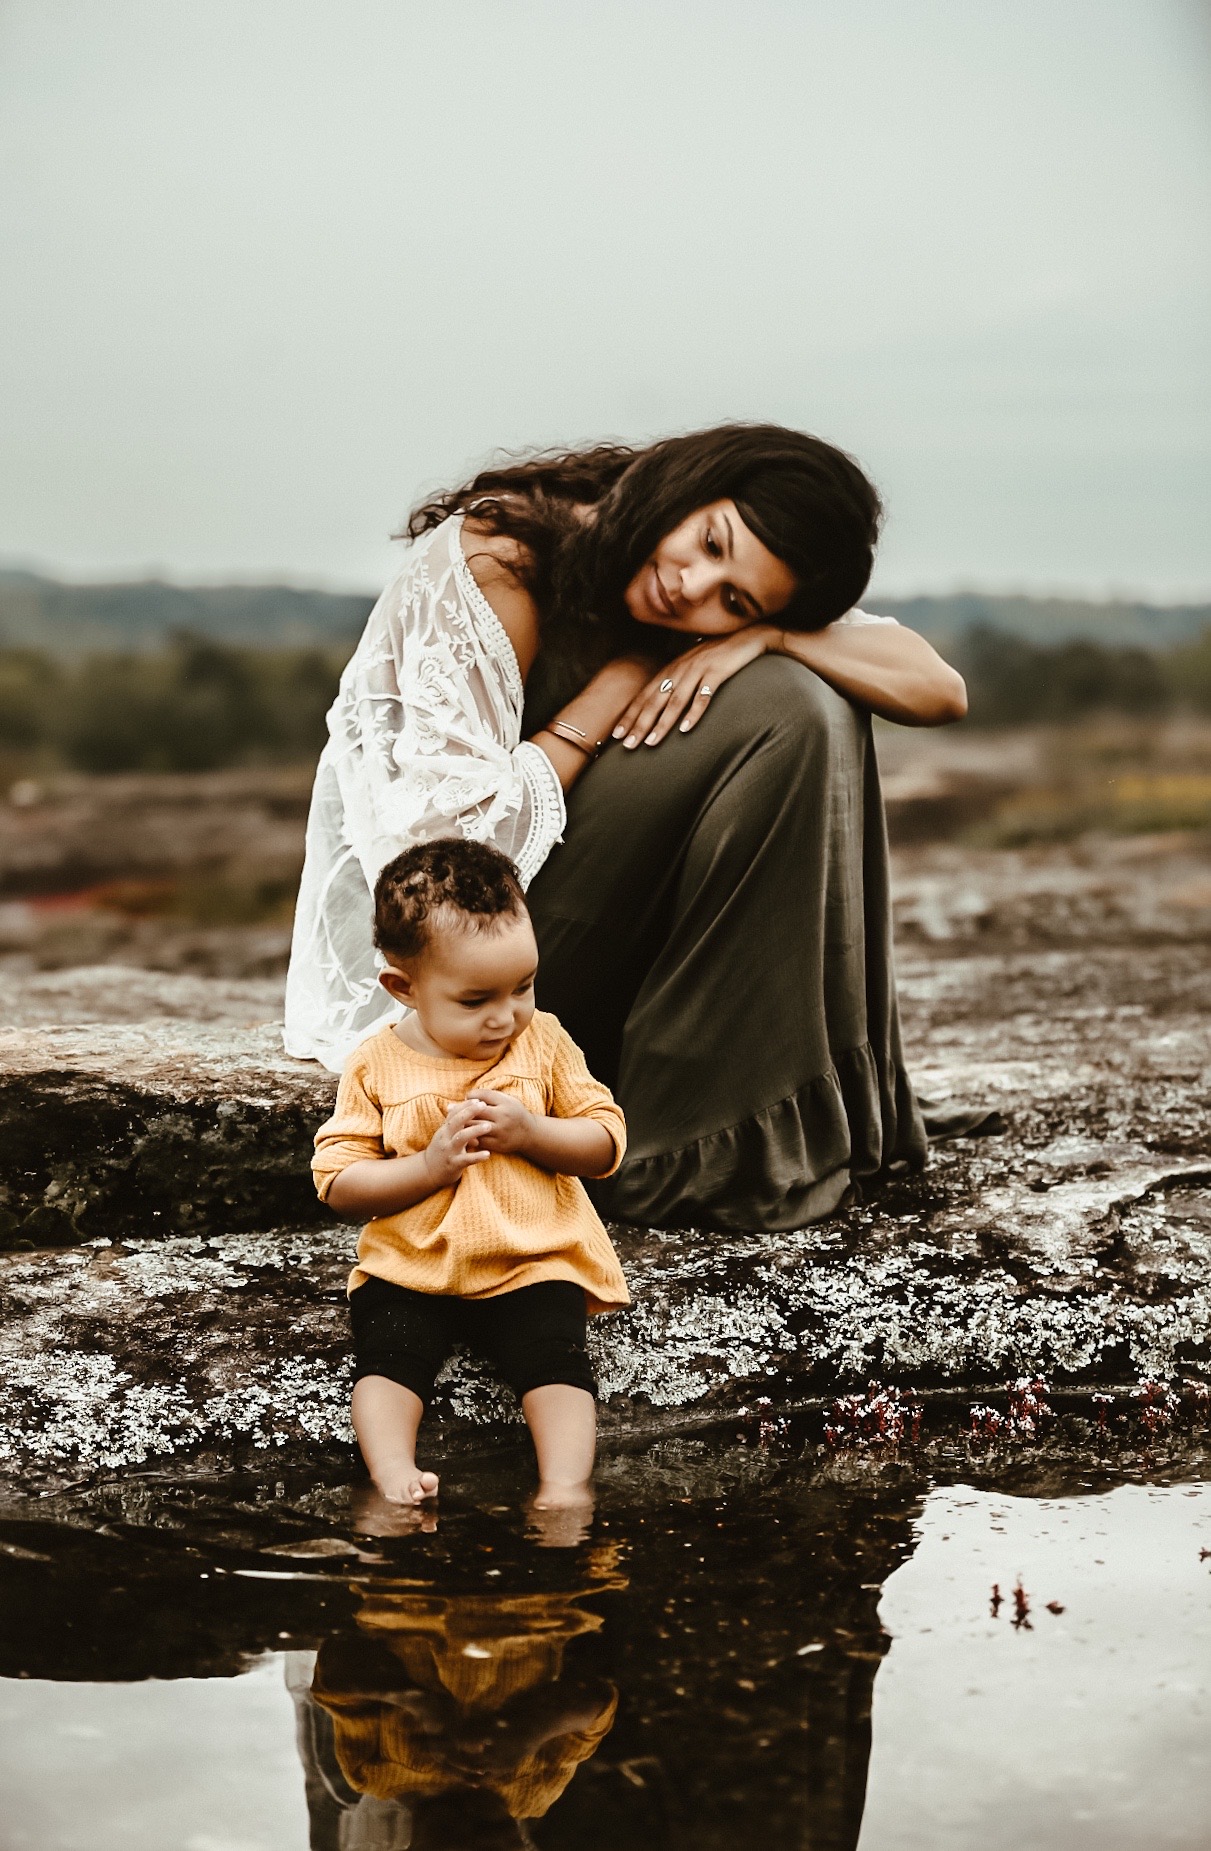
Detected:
left=284, top=521, right=567, bottom=1069
left=328, top=522, right=565, bottom=889
left=831, top=607, right=900, bottom=627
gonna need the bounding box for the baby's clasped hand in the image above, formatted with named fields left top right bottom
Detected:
left=464, top=1087, right=536, bottom=1157
left=423, top=1089, right=611, bottom=1187
left=422, top=1100, right=494, bottom=1188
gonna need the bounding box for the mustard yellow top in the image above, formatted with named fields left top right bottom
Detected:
left=312, top=1011, right=630, bottom=1312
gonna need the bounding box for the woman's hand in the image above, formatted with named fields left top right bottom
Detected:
left=579, top=653, right=662, bottom=728
left=611, top=627, right=780, bottom=748
left=610, top=620, right=968, bottom=742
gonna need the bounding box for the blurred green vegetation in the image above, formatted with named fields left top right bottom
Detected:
left=2, top=625, right=1211, bottom=778
left=0, top=636, right=347, bottom=775
left=955, top=624, right=1211, bottom=725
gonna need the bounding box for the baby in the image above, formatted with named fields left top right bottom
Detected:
left=312, top=836, right=629, bottom=1510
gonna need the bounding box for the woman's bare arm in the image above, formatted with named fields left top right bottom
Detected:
left=462, top=529, right=654, bottom=787
left=460, top=527, right=543, bottom=678
left=773, top=622, right=967, bottom=726
left=466, top=522, right=962, bottom=742
left=613, top=617, right=967, bottom=748
left=529, top=656, right=656, bottom=785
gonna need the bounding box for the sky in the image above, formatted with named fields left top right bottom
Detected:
left=1, top=0, right=1208, bottom=599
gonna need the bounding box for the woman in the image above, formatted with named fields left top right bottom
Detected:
left=285, top=424, right=966, bottom=1230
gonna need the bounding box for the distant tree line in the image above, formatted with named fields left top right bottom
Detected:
left=1, top=624, right=1210, bottom=774
left=0, top=636, right=345, bottom=773
left=954, top=624, right=1211, bottom=725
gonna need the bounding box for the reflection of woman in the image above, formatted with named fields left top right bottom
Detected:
left=308, top=1574, right=622, bottom=1846
left=285, top=425, right=966, bottom=1228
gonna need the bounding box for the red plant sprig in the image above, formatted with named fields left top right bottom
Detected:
left=1134, top=1379, right=1180, bottom=1436
left=968, top=1377, right=1053, bottom=1442
left=824, top=1381, right=923, bottom=1451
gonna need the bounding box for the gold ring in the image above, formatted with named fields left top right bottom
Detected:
left=700, top=685, right=713, bottom=698
left=659, top=678, right=675, bottom=693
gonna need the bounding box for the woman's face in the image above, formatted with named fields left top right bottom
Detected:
left=623, top=498, right=798, bottom=635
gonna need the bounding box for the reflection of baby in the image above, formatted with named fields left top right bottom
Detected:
left=312, top=838, right=630, bottom=1510
left=310, top=1583, right=619, bottom=1844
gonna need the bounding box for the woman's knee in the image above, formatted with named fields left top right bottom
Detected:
left=711, top=650, right=855, bottom=746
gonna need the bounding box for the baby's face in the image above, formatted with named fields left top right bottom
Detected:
left=386, top=912, right=539, bottom=1060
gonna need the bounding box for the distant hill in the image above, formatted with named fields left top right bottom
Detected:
left=1, top=567, right=1208, bottom=655
left=872, top=592, right=1211, bottom=649
left=0, top=569, right=374, bottom=655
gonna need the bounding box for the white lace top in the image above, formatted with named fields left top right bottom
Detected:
left=283, top=513, right=899, bottom=1072
left=283, top=517, right=566, bottom=1071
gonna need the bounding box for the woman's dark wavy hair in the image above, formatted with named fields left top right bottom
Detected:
left=407, top=422, right=883, bottom=644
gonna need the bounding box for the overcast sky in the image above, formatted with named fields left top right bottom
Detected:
left=1, top=0, right=1208, bottom=598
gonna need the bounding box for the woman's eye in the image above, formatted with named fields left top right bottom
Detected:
left=705, top=528, right=721, bottom=558
left=724, top=588, right=744, bottom=616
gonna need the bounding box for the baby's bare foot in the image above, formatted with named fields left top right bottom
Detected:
left=526, top=1483, right=594, bottom=1548
left=351, top=1482, right=438, bottom=1538
left=380, top=1465, right=439, bottom=1504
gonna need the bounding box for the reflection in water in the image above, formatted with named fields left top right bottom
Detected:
left=30, top=1434, right=1205, bottom=1846
left=0, top=1450, right=920, bottom=1851
left=290, top=1547, right=626, bottom=1849
left=0, top=1456, right=1205, bottom=1850
left=0, top=1437, right=1207, bottom=1848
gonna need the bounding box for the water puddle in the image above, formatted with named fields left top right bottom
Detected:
left=0, top=1429, right=1207, bottom=1849
left=861, top=1482, right=1211, bottom=1850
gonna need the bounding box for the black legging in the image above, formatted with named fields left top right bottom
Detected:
left=350, top=1275, right=595, bottom=1404
left=526, top=653, right=925, bottom=1231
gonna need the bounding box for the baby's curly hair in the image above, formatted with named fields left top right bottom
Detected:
left=373, top=837, right=528, bottom=963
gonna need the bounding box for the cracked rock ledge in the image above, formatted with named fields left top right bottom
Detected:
left=1, top=920, right=1209, bottom=1483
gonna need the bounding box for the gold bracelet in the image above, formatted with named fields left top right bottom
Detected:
left=550, top=720, right=605, bottom=759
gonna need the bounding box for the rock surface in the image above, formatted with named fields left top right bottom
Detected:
left=0, top=1012, right=334, bottom=1246
left=1, top=833, right=1208, bottom=1483
left=0, top=766, right=312, bottom=900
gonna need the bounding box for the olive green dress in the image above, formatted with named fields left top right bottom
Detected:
left=525, top=653, right=926, bottom=1231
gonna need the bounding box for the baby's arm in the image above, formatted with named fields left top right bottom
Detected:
left=466, top=1026, right=627, bottom=1180
left=522, top=1112, right=617, bottom=1178
left=325, top=1100, right=492, bottom=1216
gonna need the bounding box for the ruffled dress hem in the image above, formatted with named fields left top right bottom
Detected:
left=594, top=1041, right=926, bottom=1232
